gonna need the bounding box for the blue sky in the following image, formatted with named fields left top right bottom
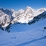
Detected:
left=0, top=0, right=46, bottom=11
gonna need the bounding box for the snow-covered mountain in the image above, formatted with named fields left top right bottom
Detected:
left=12, top=6, right=46, bottom=24
left=0, top=6, right=46, bottom=32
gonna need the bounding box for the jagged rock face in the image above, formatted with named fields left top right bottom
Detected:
left=0, top=6, right=46, bottom=32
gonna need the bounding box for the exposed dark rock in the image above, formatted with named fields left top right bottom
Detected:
left=28, top=11, right=46, bottom=25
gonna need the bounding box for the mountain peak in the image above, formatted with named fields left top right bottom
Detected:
left=37, top=8, right=46, bottom=12
left=26, top=6, right=32, bottom=9
left=18, top=9, right=24, bottom=13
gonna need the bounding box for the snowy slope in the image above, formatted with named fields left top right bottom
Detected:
left=0, top=18, right=46, bottom=46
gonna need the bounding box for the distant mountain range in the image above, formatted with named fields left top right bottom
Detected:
left=0, top=6, right=46, bottom=32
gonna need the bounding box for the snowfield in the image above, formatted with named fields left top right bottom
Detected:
left=0, top=18, right=46, bottom=46
left=0, top=29, right=46, bottom=46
